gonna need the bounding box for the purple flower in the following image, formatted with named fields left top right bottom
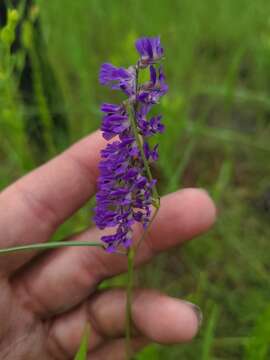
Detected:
left=94, top=136, right=154, bottom=251
left=100, top=103, right=129, bottom=140
left=138, top=66, right=168, bottom=104
left=143, top=142, right=159, bottom=161
left=137, top=105, right=165, bottom=136
left=99, top=63, right=136, bottom=95
left=94, top=36, right=167, bottom=252
left=101, top=103, right=123, bottom=113
left=136, top=36, right=164, bottom=67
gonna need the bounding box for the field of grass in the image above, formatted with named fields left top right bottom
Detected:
left=1, top=0, right=270, bottom=359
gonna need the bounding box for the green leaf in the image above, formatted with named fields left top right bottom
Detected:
left=74, top=323, right=90, bottom=360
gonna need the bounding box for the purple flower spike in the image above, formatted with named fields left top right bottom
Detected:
left=136, top=36, right=164, bottom=67
left=94, top=36, right=167, bottom=252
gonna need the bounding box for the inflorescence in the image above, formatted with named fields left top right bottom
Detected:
left=94, top=36, right=168, bottom=252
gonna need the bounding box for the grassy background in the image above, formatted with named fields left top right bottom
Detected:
left=1, top=0, right=270, bottom=358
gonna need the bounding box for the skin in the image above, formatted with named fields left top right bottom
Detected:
left=0, top=131, right=216, bottom=359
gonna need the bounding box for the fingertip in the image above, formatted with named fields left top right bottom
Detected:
left=181, top=188, right=217, bottom=230
left=134, top=292, right=201, bottom=344
left=160, top=188, right=217, bottom=243
left=169, top=299, right=202, bottom=342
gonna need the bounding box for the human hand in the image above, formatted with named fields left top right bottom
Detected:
left=0, top=131, right=216, bottom=359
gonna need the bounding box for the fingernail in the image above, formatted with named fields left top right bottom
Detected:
left=182, top=301, right=203, bottom=328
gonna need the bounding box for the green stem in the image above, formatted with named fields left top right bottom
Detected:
left=128, top=105, right=160, bottom=207
left=0, top=241, right=103, bottom=255
left=124, top=66, right=161, bottom=359
left=136, top=204, right=159, bottom=252
left=125, top=246, right=135, bottom=360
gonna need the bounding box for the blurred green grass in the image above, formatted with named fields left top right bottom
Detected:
left=1, top=0, right=270, bottom=358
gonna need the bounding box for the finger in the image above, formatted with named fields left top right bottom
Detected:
left=12, top=188, right=216, bottom=316
left=46, top=289, right=200, bottom=359
left=0, top=131, right=106, bottom=275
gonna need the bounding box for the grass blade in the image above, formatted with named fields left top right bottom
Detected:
left=74, top=323, right=90, bottom=360
left=201, top=305, right=219, bottom=360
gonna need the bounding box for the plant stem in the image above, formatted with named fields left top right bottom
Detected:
left=0, top=241, right=103, bottom=255
left=136, top=204, right=159, bottom=252
left=123, top=135, right=159, bottom=357
left=129, top=105, right=160, bottom=206
left=125, top=65, right=161, bottom=359
left=125, top=246, right=135, bottom=360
